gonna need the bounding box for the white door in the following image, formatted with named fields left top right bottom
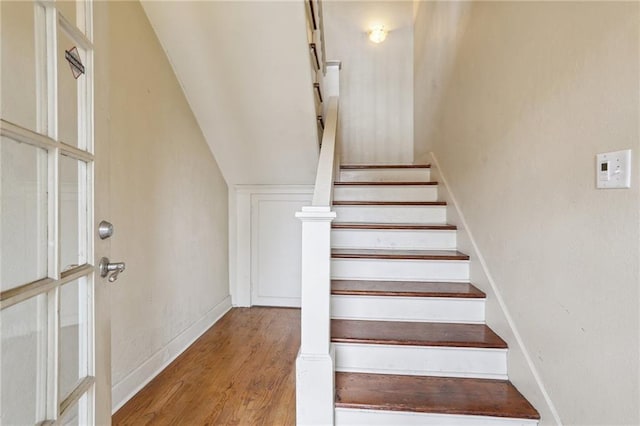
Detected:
left=1, top=1, right=112, bottom=424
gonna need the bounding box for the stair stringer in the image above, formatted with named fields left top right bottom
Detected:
left=429, top=152, right=561, bottom=425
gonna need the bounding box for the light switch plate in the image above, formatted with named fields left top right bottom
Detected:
left=596, top=149, right=631, bottom=189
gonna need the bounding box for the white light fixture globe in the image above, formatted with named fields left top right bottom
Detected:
left=368, top=25, right=387, bottom=44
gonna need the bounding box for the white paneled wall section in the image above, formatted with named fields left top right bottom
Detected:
left=229, top=186, right=313, bottom=308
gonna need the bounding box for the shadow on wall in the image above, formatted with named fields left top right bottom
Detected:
left=413, top=0, right=472, bottom=163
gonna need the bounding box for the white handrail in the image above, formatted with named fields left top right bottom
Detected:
left=312, top=96, right=339, bottom=207
left=295, top=95, right=339, bottom=425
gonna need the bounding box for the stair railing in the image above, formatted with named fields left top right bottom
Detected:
left=306, top=0, right=327, bottom=147
left=295, top=95, right=340, bottom=425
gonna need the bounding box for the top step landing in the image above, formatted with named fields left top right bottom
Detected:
left=340, top=164, right=432, bottom=183
left=341, top=164, right=431, bottom=169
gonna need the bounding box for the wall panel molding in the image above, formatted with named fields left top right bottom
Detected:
left=230, top=185, right=313, bottom=307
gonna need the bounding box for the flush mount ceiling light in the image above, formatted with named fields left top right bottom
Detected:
left=368, top=25, right=387, bottom=44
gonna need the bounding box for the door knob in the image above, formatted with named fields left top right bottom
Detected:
left=98, top=220, right=114, bottom=239
left=99, top=257, right=126, bottom=283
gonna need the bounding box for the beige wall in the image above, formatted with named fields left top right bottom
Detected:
left=141, top=1, right=319, bottom=186
left=324, top=1, right=414, bottom=164
left=413, top=1, right=471, bottom=162
left=414, top=2, right=640, bottom=425
left=108, top=1, right=230, bottom=410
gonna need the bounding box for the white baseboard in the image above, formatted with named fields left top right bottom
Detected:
left=111, top=295, right=233, bottom=413
left=336, top=408, right=539, bottom=426
left=429, top=152, right=561, bottom=424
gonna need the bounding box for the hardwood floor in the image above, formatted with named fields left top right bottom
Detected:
left=331, top=248, right=470, bottom=260
left=334, top=181, right=438, bottom=185
left=113, top=307, right=300, bottom=426
left=340, top=164, right=431, bottom=169
left=332, top=222, right=457, bottom=230
left=332, top=200, right=447, bottom=206
left=331, top=319, right=507, bottom=348
left=335, top=372, right=540, bottom=419
left=331, top=279, right=485, bottom=298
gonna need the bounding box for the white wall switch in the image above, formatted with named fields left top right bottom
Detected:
left=596, top=149, right=631, bottom=189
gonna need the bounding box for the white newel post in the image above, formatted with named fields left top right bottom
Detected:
left=295, top=205, right=336, bottom=426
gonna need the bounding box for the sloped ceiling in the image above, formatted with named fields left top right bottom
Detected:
left=141, top=1, right=319, bottom=186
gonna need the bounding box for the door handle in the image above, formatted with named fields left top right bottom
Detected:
left=99, top=257, right=126, bottom=283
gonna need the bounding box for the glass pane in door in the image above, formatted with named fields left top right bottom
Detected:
left=59, top=277, right=89, bottom=400
left=1, top=136, right=48, bottom=291
left=57, top=26, right=84, bottom=148
left=61, top=399, right=79, bottom=425
left=0, top=294, right=48, bottom=425
left=60, top=155, right=88, bottom=272
left=0, top=1, right=41, bottom=132
left=61, top=392, right=88, bottom=425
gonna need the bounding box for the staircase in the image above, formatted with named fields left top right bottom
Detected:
left=328, top=164, right=540, bottom=425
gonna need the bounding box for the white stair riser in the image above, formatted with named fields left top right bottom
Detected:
left=334, top=205, right=447, bottom=224
left=340, top=168, right=431, bottom=183
left=331, top=229, right=456, bottom=250
left=335, top=409, right=539, bottom=426
left=331, top=259, right=469, bottom=281
left=331, top=295, right=484, bottom=323
left=335, top=344, right=507, bottom=380
left=333, top=185, right=438, bottom=202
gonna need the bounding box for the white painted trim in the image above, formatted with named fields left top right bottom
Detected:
left=333, top=185, right=438, bottom=202
left=296, top=347, right=336, bottom=426
left=331, top=258, right=469, bottom=282
left=331, top=228, right=457, bottom=250
left=331, top=295, right=485, bottom=323
left=312, top=97, right=339, bottom=206
left=110, top=296, right=232, bottom=413
left=250, top=192, right=313, bottom=307
left=333, top=204, right=447, bottom=224
left=429, top=152, right=562, bottom=424
left=339, top=168, right=431, bottom=183
left=335, top=343, right=507, bottom=380
left=335, top=408, right=539, bottom=426
left=229, top=185, right=314, bottom=307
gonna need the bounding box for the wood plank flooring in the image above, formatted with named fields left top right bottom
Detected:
left=332, top=222, right=457, bottom=230
left=331, top=280, right=486, bottom=298
left=340, top=164, right=431, bottom=169
left=334, top=181, right=438, bottom=186
left=331, top=248, right=470, bottom=260
left=333, top=201, right=446, bottom=206
left=112, top=307, right=300, bottom=426
left=335, top=372, right=540, bottom=419
left=331, top=320, right=507, bottom=348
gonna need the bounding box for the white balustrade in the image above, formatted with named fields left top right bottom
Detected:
left=296, top=96, right=339, bottom=425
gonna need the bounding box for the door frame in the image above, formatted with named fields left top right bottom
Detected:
left=0, top=0, right=111, bottom=423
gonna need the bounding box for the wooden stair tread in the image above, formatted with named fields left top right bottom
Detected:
left=335, top=372, right=540, bottom=420
left=332, top=222, right=456, bottom=230
left=333, top=201, right=446, bottom=206
left=334, top=181, right=437, bottom=186
left=331, top=280, right=485, bottom=298
left=341, top=164, right=431, bottom=169
left=331, top=320, right=506, bottom=348
left=332, top=249, right=469, bottom=261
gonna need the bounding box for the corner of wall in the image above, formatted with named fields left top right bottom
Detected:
left=228, top=185, right=251, bottom=307
left=429, top=152, right=562, bottom=426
